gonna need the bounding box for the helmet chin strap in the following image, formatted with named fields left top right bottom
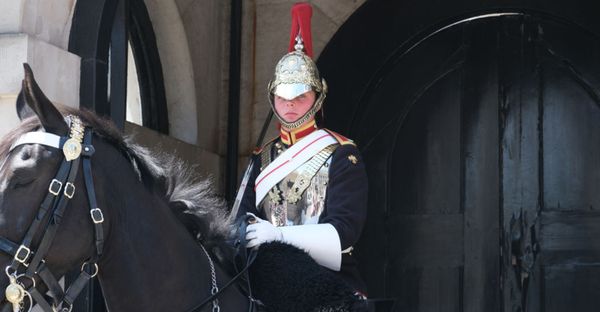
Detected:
left=274, top=106, right=317, bottom=130
left=280, top=118, right=314, bottom=132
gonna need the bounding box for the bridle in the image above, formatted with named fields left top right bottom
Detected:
left=0, top=116, right=104, bottom=312
left=0, top=116, right=259, bottom=312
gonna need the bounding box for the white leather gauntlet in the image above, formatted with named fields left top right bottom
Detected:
left=245, top=216, right=283, bottom=248
left=279, top=223, right=342, bottom=271
left=244, top=213, right=342, bottom=271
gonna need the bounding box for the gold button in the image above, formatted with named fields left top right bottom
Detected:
left=348, top=155, right=358, bottom=164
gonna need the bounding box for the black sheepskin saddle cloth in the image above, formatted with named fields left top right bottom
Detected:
left=249, top=242, right=368, bottom=312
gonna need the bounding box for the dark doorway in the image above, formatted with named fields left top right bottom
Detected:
left=319, top=2, right=600, bottom=311
left=69, top=0, right=168, bottom=134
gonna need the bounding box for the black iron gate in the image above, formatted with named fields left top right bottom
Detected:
left=319, top=1, right=600, bottom=311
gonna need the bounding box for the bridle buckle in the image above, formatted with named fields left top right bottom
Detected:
left=64, top=182, right=76, bottom=199
left=90, top=208, right=104, bottom=224
left=14, top=245, right=31, bottom=264
left=48, top=179, right=63, bottom=196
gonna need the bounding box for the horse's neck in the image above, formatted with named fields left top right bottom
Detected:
left=93, top=160, right=238, bottom=311
left=98, top=189, right=212, bottom=311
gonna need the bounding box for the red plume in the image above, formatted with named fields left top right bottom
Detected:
left=288, top=2, right=313, bottom=58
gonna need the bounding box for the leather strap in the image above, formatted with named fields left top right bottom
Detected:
left=63, top=268, right=94, bottom=306
left=28, top=286, right=55, bottom=312
left=37, top=262, right=65, bottom=303
left=26, top=156, right=81, bottom=278
left=82, top=130, right=104, bottom=256
left=23, top=158, right=70, bottom=247
left=0, top=237, right=20, bottom=257
left=10, top=132, right=63, bottom=151
left=233, top=215, right=260, bottom=312
left=7, top=157, right=72, bottom=272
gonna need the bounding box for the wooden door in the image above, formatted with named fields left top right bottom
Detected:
left=320, top=3, right=600, bottom=311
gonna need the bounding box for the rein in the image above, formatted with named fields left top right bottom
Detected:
left=187, top=214, right=261, bottom=312
left=0, top=116, right=103, bottom=312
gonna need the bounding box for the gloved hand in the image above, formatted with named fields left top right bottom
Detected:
left=245, top=213, right=282, bottom=248
left=244, top=214, right=343, bottom=271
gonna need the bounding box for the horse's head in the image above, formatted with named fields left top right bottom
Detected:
left=0, top=64, right=236, bottom=312
left=0, top=65, right=98, bottom=312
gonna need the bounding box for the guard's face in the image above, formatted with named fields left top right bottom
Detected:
left=274, top=90, right=316, bottom=125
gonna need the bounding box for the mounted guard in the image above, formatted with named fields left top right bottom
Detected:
left=238, top=1, right=369, bottom=297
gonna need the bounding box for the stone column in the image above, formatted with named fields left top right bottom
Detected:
left=0, top=0, right=80, bottom=137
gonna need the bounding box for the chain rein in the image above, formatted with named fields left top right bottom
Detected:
left=199, top=244, right=220, bottom=312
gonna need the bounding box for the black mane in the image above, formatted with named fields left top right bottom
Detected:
left=0, top=106, right=231, bottom=246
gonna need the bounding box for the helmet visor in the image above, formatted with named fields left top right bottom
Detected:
left=273, top=83, right=312, bottom=100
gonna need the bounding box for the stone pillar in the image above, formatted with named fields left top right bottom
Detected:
left=0, top=0, right=80, bottom=137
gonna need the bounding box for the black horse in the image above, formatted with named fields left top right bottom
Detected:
left=0, top=65, right=364, bottom=312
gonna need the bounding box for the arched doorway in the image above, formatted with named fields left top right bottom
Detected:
left=319, top=1, right=600, bottom=311
left=69, top=0, right=168, bottom=134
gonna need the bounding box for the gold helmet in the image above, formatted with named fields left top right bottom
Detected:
left=268, top=3, right=327, bottom=130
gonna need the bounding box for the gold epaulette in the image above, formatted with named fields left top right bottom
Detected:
left=252, top=135, right=279, bottom=155
left=322, top=128, right=356, bottom=146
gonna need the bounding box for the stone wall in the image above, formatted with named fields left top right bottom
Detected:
left=0, top=0, right=80, bottom=137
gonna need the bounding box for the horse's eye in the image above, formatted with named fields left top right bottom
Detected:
left=20, top=150, right=32, bottom=161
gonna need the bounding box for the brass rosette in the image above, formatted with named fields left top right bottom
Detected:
left=63, top=116, right=85, bottom=161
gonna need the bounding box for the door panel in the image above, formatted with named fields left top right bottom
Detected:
left=536, top=19, right=600, bottom=312
left=355, top=19, right=503, bottom=312
left=325, top=12, right=600, bottom=312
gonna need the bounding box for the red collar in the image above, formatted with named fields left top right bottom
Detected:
left=279, top=120, right=317, bottom=145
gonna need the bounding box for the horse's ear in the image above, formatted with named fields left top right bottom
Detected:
left=16, top=91, right=35, bottom=120
left=21, top=63, right=69, bottom=135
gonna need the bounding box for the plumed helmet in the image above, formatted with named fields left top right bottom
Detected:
left=268, top=2, right=327, bottom=130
